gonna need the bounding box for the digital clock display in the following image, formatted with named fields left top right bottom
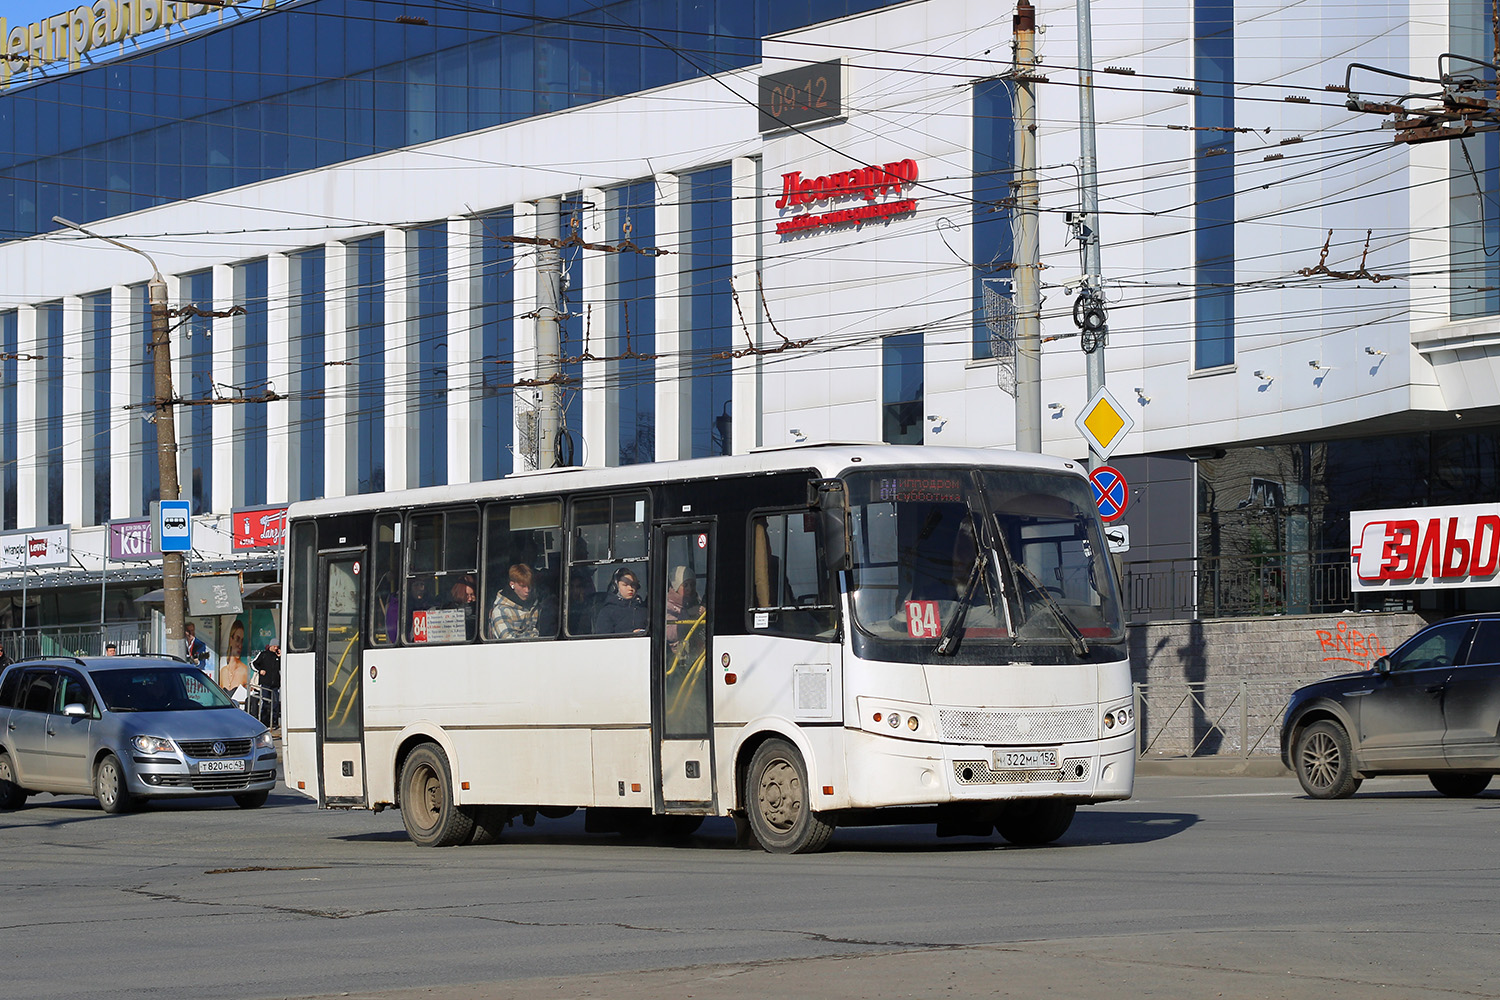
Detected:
left=758, top=59, right=843, bottom=133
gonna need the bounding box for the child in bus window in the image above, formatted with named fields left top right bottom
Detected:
left=489, top=563, right=539, bottom=640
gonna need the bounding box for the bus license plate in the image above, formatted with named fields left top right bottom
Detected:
left=199, top=759, right=245, bottom=773
left=995, top=748, right=1057, bottom=769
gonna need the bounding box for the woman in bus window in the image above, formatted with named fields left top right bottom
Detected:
left=488, top=563, right=539, bottom=640
left=592, top=567, right=647, bottom=635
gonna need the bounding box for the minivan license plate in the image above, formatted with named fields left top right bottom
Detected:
left=995, top=748, right=1057, bottom=769
left=199, top=759, right=245, bottom=773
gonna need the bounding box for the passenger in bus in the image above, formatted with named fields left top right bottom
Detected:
left=567, top=569, right=600, bottom=635
left=446, top=573, right=478, bottom=635
left=488, top=563, right=539, bottom=640
left=665, top=565, right=702, bottom=646
left=592, top=568, right=647, bottom=635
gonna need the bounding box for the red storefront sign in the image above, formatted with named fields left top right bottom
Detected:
left=774, top=158, right=919, bottom=235
left=1350, top=504, right=1500, bottom=590
left=233, top=505, right=288, bottom=550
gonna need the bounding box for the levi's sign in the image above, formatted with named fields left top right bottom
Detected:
left=1349, top=504, right=1500, bottom=591
left=773, top=159, right=919, bottom=236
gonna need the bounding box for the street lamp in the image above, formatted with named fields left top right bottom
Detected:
left=53, top=216, right=186, bottom=652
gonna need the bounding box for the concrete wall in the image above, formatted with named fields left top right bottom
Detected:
left=1126, top=611, right=1430, bottom=757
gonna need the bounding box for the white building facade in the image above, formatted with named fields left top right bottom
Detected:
left=0, top=0, right=1496, bottom=639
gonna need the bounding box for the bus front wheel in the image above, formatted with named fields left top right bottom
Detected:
left=399, top=744, right=475, bottom=848
left=744, top=738, right=834, bottom=854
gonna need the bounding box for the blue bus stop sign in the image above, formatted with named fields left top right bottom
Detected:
left=156, top=499, right=193, bottom=552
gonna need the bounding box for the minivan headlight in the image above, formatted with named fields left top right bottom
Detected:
left=132, top=735, right=174, bottom=754
left=255, top=731, right=274, bottom=750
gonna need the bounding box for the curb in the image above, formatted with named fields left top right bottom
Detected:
left=1136, top=756, right=1291, bottom=778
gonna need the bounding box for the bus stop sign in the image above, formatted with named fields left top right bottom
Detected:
left=1089, top=465, right=1129, bottom=523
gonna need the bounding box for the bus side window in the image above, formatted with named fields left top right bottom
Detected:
left=287, top=520, right=317, bottom=652
left=370, top=513, right=401, bottom=646
left=404, top=507, right=481, bottom=643
left=567, top=493, right=649, bottom=637
left=484, top=499, right=562, bottom=642
left=748, top=511, right=838, bottom=640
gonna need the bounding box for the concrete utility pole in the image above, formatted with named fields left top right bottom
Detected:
left=1013, top=0, right=1042, bottom=453
left=1075, top=0, right=1109, bottom=468
left=54, top=216, right=185, bottom=647
left=533, top=198, right=563, bottom=470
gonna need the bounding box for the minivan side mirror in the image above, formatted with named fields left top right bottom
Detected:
left=1372, top=656, right=1391, bottom=674
left=63, top=702, right=88, bottom=717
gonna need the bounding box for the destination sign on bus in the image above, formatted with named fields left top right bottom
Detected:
left=876, top=477, right=964, bottom=503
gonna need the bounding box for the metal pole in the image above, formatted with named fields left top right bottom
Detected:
left=53, top=217, right=185, bottom=648
left=1076, top=0, right=1107, bottom=468
left=1013, top=0, right=1042, bottom=453
left=534, top=198, right=562, bottom=470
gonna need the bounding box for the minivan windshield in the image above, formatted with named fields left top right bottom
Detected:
left=91, top=666, right=236, bottom=712
left=846, top=467, right=1123, bottom=653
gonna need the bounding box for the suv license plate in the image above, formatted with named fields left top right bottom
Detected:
left=995, top=748, right=1058, bottom=769
left=199, top=759, right=246, bottom=773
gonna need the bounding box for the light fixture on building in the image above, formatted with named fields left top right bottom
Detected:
left=926, top=415, right=947, bottom=431
left=1134, top=387, right=1150, bottom=404
left=1047, top=402, right=1065, bottom=413
left=1309, top=359, right=1328, bottom=370
left=1253, top=370, right=1272, bottom=381
left=1365, top=346, right=1386, bottom=356
left=789, top=428, right=807, bottom=443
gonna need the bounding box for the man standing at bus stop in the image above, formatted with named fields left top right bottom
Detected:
left=252, top=642, right=281, bottom=727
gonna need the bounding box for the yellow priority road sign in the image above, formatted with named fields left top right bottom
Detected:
left=1074, top=386, right=1135, bottom=461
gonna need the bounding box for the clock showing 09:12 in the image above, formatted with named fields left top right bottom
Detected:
left=758, top=59, right=844, bottom=133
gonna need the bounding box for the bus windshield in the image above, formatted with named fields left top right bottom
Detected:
left=845, top=467, right=1123, bottom=651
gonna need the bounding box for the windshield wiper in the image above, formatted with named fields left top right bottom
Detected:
left=935, top=540, right=988, bottom=656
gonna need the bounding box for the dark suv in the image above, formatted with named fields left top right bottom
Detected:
left=1282, top=614, right=1500, bottom=798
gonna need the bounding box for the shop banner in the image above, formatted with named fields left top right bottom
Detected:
left=0, top=526, right=71, bottom=569
left=233, top=505, right=288, bottom=550
left=1350, top=503, right=1500, bottom=591
left=108, top=518, right=159, bottom=561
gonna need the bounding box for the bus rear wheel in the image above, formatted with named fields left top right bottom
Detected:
left=745, top=738, right=834, bottom=854
left=399, top=744, right=474, bottom=848
left=994, top=800, right=1076, bottom=846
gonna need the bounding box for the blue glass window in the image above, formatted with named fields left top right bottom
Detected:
left=42, top=302, right=64, bottom=525
left=414, top=225, right=448, bottom=487
left=882, top=333, right=923, bottom=445
left=1450, top=7, right=1500, bottom=319
left=183, top=270, right=215, bottom=514
left=606, top=180, right=657, bottom=465
left=86, top=292, right=112, bottom=524
left=0, top=0, right=909, bottom=240
left=1, top=311, right=16, bottom=529
left=681, top=165, right=733, bottom=458
left=134, top=284, right=160, bottom=516
left=1194, top=0, right=1235, bottom=369
left=557, top=200, right=585, bottom=466
left=352, top=234, right=386, bottom=494
left=973, top=79, right=1015, bottom=360
left=239, top=260, right=270, bottom=506
left=477, top=212, right=515, bottom=481
left=291, top=248, right=326, bottom=501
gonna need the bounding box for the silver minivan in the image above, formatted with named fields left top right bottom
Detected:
left=0, top=656, right=277, bottom=812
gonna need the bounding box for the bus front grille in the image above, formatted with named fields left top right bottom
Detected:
left=952, top=758, right=1091, bottom=785
left=939, top=708, right=1095, bottom=745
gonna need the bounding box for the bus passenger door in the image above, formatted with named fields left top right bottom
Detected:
left=652, top=523, right=715, bottom=813
left=317, top=551, right=367, bottom=806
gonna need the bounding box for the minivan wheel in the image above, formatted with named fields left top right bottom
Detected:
left=233, top=790, right=270, bottom=809
left=1429, top=773, right=1491, bottom=797
left=1294, top=720, right=1361, bottom=799
left=0, top=751, right=28, bottom=809
left=95, top=753, right=138, bottom=814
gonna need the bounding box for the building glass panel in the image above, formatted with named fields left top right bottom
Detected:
left=86, top=292, right=111, bottom=525
left=0, top=0, right=905, bottom=240
left=558, top=198, right=585, bottom=466
left=606, top=180, right=657, bottom=466
left=972, top=79, right=1015, bottom=361
left=413, top=225, right=448, bottom=488
left=1, top=311, right=15, bottom=529
left=239, top=260, right=270, bottom=506
left=882, top=333, right=923, bottom=445
left=681, top=165, right=733, bottom=458
left=352, top=234, right=385, bottom=494
left=134, top=284, right=160, bottom=516
left=1194, top=0, right=1235, bottom=369
left=1451, top=2, right=1500, bottom=319
left=477, top=212, right=515, bottom=481
left=291, top=248, right=326, bottom=501
left=43, top=302, right=63, bottom=525
left=182, top=271, right=215, bottom=514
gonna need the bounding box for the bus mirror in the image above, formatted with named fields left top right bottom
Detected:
left=810, top=479, right=853, bottom=572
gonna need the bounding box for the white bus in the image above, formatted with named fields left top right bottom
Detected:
left=280, top=444, right=1134, bottom=853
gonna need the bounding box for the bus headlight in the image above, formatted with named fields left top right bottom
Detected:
left=1102, top=703, right=1133, bottom=735
left=906, top=715, right=919, bottom=732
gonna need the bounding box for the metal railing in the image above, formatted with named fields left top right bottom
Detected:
left=0, top=626, right=153, bottom=661
left=1121, top=549, right=1354, bottom=623
left=1132, top=679, right=1301, bottom=759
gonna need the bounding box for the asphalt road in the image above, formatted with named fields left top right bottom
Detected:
left=2, top=773, right=1497, bottom=1000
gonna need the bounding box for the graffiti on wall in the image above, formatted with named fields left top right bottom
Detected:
left=1314, top=620, right=1389, bottom=668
